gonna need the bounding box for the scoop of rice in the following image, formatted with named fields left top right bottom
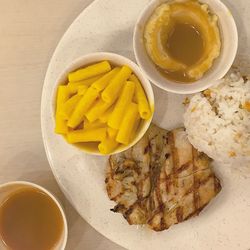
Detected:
left=184, top=72, right=250, bottom=163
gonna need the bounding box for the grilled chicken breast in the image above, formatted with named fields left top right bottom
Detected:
left=106, top=124, right=221, bottom=231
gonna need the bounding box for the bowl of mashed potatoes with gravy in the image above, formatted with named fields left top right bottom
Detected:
left=133, top=0, right=238, bottom=94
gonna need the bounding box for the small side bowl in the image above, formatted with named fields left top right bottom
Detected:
left=53, top=52, right=154, bottom=155
left=133, top=0, right=238, bottom=94
left=0, top=181, right=68, bottom=250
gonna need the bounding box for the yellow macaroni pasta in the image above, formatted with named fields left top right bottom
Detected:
left=54, top=60, right=152, bottom=154
left=84, top=120, right=106, bottom=129
left=108, top=81, right=135, bottom=129
left=68, top=74, right=103, bottom=93
left=99, top=106, right=114, bottom=123
left=101, top=65, right=132, bottom=103
left=67, top=87, right=99, bottom=128
left=86, top=99, right=112, bottom=122
left=98, top=137, right=119, bottom=155
left=116, top=102, right=139, bottom=145
left=55, top=86, right=70, bottom=134
left=77, top=85, right=88, bottom=96
left=91, top=67, right=120, bottom=92
left=130, top=74, right=152, bottom=120
left=60, top=94, right=82, bottom=119
left=67, top=128, right=106, bottom=143
left=68, top=61, right=111, bottom=82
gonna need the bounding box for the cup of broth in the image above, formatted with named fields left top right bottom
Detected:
left=0, top=181, right=68, bottom=250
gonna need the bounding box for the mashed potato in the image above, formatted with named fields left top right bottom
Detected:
left=144, top=0, right=221, bottom=82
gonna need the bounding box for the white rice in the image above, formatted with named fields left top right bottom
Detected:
left=184, top=71, right=250, bottom=163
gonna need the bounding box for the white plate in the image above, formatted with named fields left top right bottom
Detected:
left=41, top=0, right=250, bottom=249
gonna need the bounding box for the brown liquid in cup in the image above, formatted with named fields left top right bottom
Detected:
left=0, top=187, right=64, bottom=250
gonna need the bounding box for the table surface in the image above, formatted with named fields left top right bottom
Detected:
left=0, top=0, right=124, bottom=249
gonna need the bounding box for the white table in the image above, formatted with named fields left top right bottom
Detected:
left=0, top=0, right=124, bottom=249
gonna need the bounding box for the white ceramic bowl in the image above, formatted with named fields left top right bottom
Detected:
left=53, top=52, right=154, bottom=155
left=133, top=0, right=238, bottom=94
left=0, top=181, right=68, bottom=250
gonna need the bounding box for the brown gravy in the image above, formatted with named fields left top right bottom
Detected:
left=167, top=22, right=204, bottom=66
left=160, top=22, right=204, bottom=83
left=0, top=187, right=64, bottom=250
